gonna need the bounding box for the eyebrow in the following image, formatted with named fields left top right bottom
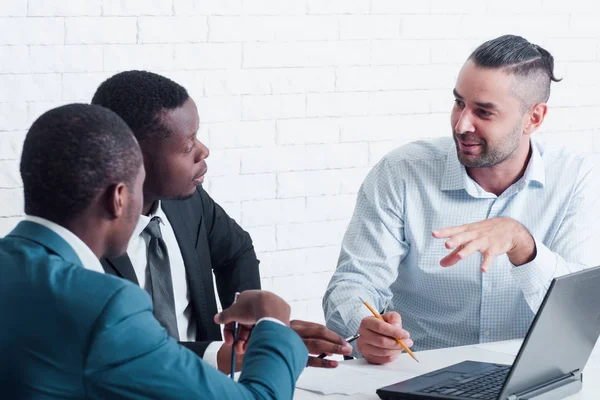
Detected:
left=453, top=88, right=498, bottom=110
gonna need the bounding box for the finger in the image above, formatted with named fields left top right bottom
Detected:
left=214, top=298, right=257, bottom=326
left=480, top=253, right=493, bottom=273
left=364, top=353, right=400, bottom=365
left=215, top=309, right=254, bottom=326
left=444, top=230, right=479, bottom=249
left=457, top=237, right=490, bottom=260
left=303, top=338, right=353, bottom=355
left=291, top=320, right=346, bottom=345
left=307, top=357, right=339, bottom=368
left=237, top=325, right=252, bottom=341
left=234, top=339, right=248, bottom=354
left=359, top=318, right=410, bottom=341
left=360, top=342, right=405, bottom=358
left=381, top=312, right=402, bottom=326
left=432, top=224, right=469, bottom=239
left=439, top=246, right=463, bottom=267
left=222, top=323, right=234, bottom=344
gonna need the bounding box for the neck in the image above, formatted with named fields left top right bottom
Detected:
left=466, top=140, right=532, bottom=196
left=142, top=198, right=159, bottom=216
left=142, top=184, right=160, bottom=215
left=63, top=216, right=107, bottom=259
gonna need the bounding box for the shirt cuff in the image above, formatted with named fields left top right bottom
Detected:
left=202, top=341, right=225, bottom=369
left=510, top=238, right=558, bottom=311
left=203, top=319, right=286, bottom=369
left=256, top=317, right=286, bottom=327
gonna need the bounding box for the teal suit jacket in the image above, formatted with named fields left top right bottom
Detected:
left=0, top=221, right=308, bottom=399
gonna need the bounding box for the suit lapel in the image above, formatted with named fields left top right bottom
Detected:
left=101, top=255, right=139, bottom=285
left=162, top=199, right=215, bottom=341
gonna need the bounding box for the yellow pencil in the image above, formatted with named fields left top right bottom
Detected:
left=362, top=300, right=420, bottom=363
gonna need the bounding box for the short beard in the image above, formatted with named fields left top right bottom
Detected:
left=454, top=125, right=521, bottom=168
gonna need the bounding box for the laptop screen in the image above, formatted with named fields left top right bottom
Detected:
left=499, top=266, right=600, bottom=398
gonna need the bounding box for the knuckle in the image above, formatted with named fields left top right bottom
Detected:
left=373, top=336, right=388, bottom=348
left=316, top=324, right=328, bottom=337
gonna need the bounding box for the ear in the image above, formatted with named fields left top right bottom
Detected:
left=105, top=183, right=128, bottom=219
left=523, top=103, right=548, bottom=136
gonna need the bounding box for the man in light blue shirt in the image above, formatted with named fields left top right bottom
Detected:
left=323, top=34, right=600, bottom=365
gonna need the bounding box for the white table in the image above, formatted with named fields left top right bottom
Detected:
left=295, top=340, right=600, bottom=399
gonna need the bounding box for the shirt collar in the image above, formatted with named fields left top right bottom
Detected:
left=440, top=138, right=546, bottom=196
left=522, top=138, right=546, bottom=187
left=130, top=200, right=165, bottom=241
left=23, top=216, right=104, bottom=274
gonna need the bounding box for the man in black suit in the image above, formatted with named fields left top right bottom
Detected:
left=92, top=70, right=353, bottom=373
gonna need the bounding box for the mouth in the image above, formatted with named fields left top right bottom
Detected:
left=457, top=140, right=482, bottom=153
left=192, top=166, right=208, bottom=185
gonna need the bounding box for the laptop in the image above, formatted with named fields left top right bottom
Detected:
left=377, top=265, right=600, bottom=400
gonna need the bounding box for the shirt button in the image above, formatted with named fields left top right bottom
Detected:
left=484, top=330, right=490, bottom=336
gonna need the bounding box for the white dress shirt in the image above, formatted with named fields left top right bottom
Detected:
left=24, top=216, right=104, bottom=274
left=126, top=201, right=223, bottom=368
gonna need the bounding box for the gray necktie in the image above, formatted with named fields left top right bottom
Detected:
left=143, top=216, right=180, bottom=340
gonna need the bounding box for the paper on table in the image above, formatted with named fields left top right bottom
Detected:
left=472, top=340, right=521, bottom=357
left=296, top=363, right=414, bottom=396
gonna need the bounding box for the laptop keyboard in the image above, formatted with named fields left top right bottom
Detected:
left=418, top=364, right=511, bottom=399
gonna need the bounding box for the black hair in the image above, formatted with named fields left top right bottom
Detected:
left=91, top=70, right=189, bottom=143
left=20, top=103, right=142, bottom=225
left=469, top=34, right=561, bottom=107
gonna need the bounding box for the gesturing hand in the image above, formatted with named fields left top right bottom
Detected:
left=433, top=217, right=536, bottom=272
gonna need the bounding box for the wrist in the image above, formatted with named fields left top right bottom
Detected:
left=508, top=225, right=537, bottom=266
left=256, top=292, right=291, bottom=326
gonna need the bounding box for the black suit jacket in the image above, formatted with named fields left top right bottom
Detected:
left=101, top=186, right=261, bottom=357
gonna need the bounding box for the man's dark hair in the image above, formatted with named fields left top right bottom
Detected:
left=20, top=103, right=142, bottom=225
left=91, top=70, right=189, bottom=143
left=468, top=34, right=561, bottom=108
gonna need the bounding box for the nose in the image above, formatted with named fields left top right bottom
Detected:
left=454, top=109, right=475, bottom=134
left=194, top=138, right=209, bottom=163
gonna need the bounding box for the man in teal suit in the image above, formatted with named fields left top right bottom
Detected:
left=0, top=104, right=308, bottom=399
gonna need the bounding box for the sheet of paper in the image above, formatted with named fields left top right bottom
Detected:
left=295, top=363, right=414, bottom=396
left=472, top=340, right=521, bottom=356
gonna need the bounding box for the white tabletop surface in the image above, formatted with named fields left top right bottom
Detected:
left=294, top=339, right=600, bottom=399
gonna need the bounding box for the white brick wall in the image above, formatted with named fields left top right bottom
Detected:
left=1, top=0, right=600, bottom=324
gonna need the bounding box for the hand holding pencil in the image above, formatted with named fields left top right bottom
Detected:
left=356, top=298, right=417, bottom=365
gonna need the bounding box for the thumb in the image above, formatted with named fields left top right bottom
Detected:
left=214, top=310, right=229, bottom=325
left=214, top=306, right=238, bottom=325
left=214, top=303, right=257, bottom=326
left=382, top=311, right=402, bottom=327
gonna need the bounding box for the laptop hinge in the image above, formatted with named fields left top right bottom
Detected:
left=506, top=370, right=582, bottom=400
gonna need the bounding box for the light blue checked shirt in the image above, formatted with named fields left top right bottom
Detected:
left=323, top=137, right=600, bottom=354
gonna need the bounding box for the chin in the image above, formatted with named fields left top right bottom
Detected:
left=173, top=189, right=197, bottom=201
